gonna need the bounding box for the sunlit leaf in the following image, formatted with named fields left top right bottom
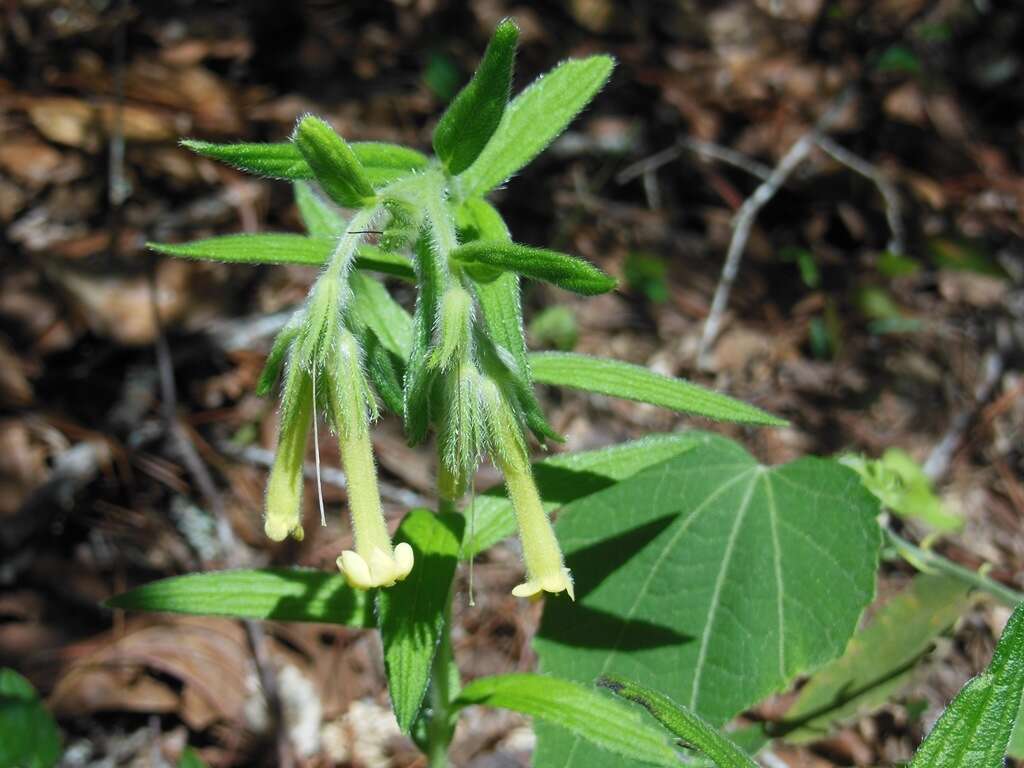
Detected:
left=528, top=352, right=788, bottom=426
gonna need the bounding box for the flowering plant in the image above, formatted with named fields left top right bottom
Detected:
left=111, top=19, right=1024, bottom=768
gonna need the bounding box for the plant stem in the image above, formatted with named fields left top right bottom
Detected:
left=427, top=591, right=459, bottom=767
left=886, top=528, right=1024, bottom=606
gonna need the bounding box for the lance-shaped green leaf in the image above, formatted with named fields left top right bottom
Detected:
left=292, top=115, right=376, bottom=208
left=349, top=271, right=413, bottom=359
left=778, top=573, right=972, bottom=742
left=403, top=237, right=445, bottom=445
left=148, top=233, right=333, bottom=266
left=528, top=352, right=788, bottom=426
left=149, top=232, right=414, bottom=279
left=457, top=55, right=614, bottom=198
left=451, top=240, right=615, bottom=295
left=377, top=510, right=464, bottom=733
left=363, top=331, right=406, bottom=415
left=456, top=199, right=557, bottom=442
left=183, top=139, right=427, bottom=185
left=433, top=18, right=518, bottom=175
left=295, top=180, right=342, bottom=237
left=534, top=433, right=881, bottom=766
left=910, top=601, right=1024, bottom=767
left=256, top=317, right=300, bottom=397
left=598, top=676, right=758, bottom=768
left=107, top=568, right=373, bottom=627
left=452, top=674, right=679, bottom=767
left=0, top=668, right=61, bottom=768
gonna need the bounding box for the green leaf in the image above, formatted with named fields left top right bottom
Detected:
left=842, top=449, right=962, bottom=532
left=403, top=237, right=444, bottom=445
left=433, top=19, right=518, bottom=175
left=453, top=674, right=679, bottom=767
left=183, top=139, right=427, bottom=185
left=457, top=54, right=615, bottom=198
left=377, top=510, right=464, bottom=733
left=778, top=574, right=972, bottom=742
left=534, top=433, right=881, bottom=766
left=598, top=676, right=758, bottom=768
left=107, top=568, right=373, bottom=627
left=1009, top=693, right=1024, bottom=759
left=295, top=181, right=343, bottom=237
left=181, top=139, right=311, bottom=179
left=177, top=747, right=209, bottom=768
left=456, top=199, right=557, bottom=442
left=463, top=432, right=703, bottom=558
left=363, top=332, right=406, bottom=415
left=349, top=271, right=413, bottom=358
left=256, top=317, right=300, bottom=397
left=149, top=233, right=334, bottom=266
left=354, top=244, right=416, bottom=281
left=910, top=601, right=1024, bottom=767
left=451, top=240, right=616, bottom=295
left=292, top=115, right=376, bottom=208
left=150, top=229, right=413, bottom=279
left=528, top=352, right=788, bottom=427
left=0, top=669, right=61, bottom=768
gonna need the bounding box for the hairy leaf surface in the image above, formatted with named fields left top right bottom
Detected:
left=453, top=674, right=678, bottom=767
left=534, top=433, right=880, bottom=766
left=529, top=352, right=787, bottom=426
left=377, top=511, right=464, bottom=732
left=457, top=55, right=614, bottom=198
left=108, top=569, right=373, bottom=627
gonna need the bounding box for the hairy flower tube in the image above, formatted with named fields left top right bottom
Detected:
left=330, top=327, right=414, bottom=590
left=263, top=203, right=413, bottom=589
left=481, top=376, right=574, bottom=600
left=263, top=360, right=313, bottom=542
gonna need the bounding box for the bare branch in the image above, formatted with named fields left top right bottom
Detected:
left=697, top=89, right=855, bottom=369
left=815, top=135, right=906, bottom=256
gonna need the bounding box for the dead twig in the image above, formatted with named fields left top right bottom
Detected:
left=696, top=89, right=855, bottom=369
left=922, top=349, right=1005, bottom=482
left=815, top=135, right=906, bottom=256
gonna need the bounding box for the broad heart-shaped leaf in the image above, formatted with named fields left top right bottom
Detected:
left=456, top=55, right=615, bottom=199
left=463, top=432, right=704, bottom=558
left=452, top=674, right=679, bottom=767
left=182, top=139, right=427, bottom=187
left=533, top=432, right=881, bottom=767
left=778, top=573, right=971, bottom=742
left=909, top=601, right=1024, bottom=767
left=451, top=240, right=616, bottom=295
left=377, top=510, right=464, bottom=733
left=528, top=352, right=788, bottom=427
left=149, top=233, right=415, bottom=279
left=0, top=668, right=61, bottom=768
left=107, top=568, right=373, bottom=627
left=433, top=18, right=518, bottom=175
left=598, top=676, right=758, bottom=768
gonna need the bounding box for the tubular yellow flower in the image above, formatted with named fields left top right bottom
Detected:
left=264, top=364, right=312, bottom=542
left=330, top=328, right=413, bottom=589
left=481, top=376, right=574, bottom=600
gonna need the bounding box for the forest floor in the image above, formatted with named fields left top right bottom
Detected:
left=1, top=1, right=1022, bottom=766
